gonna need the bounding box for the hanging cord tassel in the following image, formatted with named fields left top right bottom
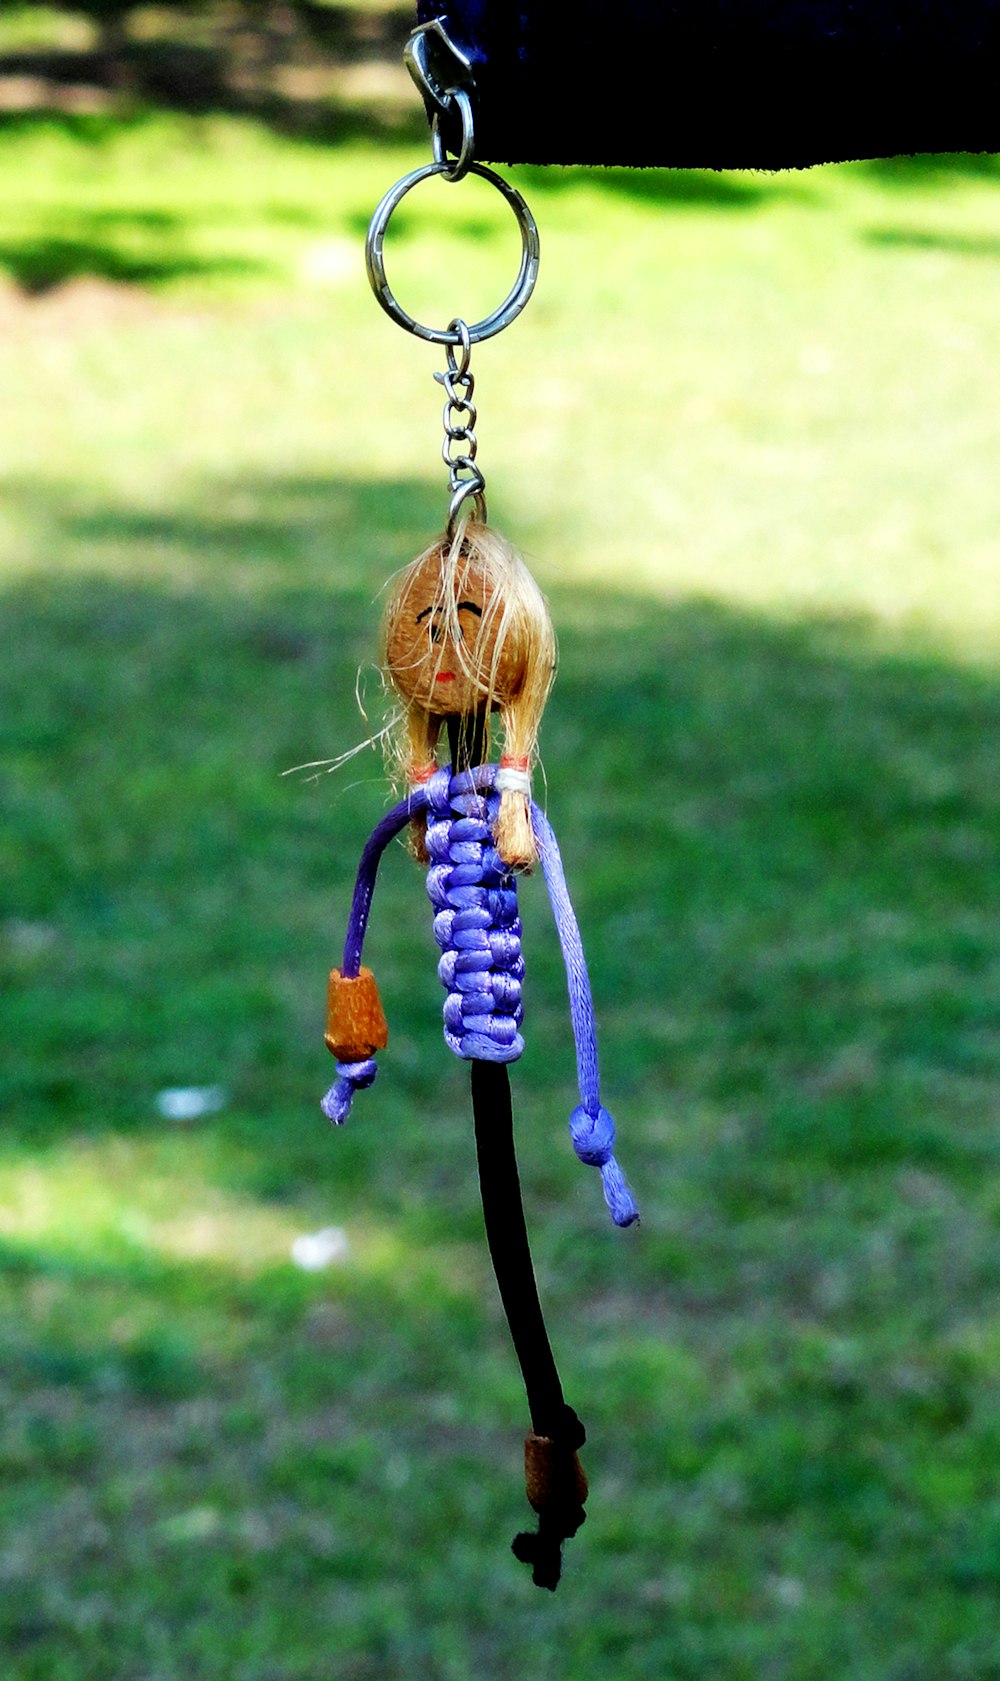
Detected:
left=513, top=1415, right=589, bottom=1590
left=470, top=1018, right=588, bottom=1589
left=321, top=1056, right=378, bottom=1124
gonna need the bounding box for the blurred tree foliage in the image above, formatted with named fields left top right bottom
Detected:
left=0, top=3, right=416, bottom=130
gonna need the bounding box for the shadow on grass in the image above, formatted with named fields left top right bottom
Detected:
left=864, top=225, right=1000, bottom=260
left=0, top=228, right=267, bottom=293
left=53, top=472, right=446, bottom=570
left=514, top=163, right=794, bottom=209
left=5, top=474, right=1000, bottom=1670
left=861, top=151, right=1000, bottom=187
left=0, top=105, right=797, bottom=296
left=0, top=106, right=804, bottom=213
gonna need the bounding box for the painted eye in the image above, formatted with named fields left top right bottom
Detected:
left=455, top=601, right=483, bottom=644
left=429, top=622, right=443, bottom=644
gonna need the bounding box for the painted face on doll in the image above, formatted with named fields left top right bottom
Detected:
left=385, top=549, right=525, bottom=716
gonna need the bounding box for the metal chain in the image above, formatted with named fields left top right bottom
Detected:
left=434, top=318, right=487, bottom=534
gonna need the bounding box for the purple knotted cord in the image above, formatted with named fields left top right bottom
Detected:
left=321, top=766, right=638, bottom=1226
left=530, top=804, right=639, bottom=1229
left=423, top=766, right=525, bottom=1063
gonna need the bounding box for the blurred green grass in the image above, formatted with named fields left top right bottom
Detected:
left=3, top=109, right=1000, bottom=1679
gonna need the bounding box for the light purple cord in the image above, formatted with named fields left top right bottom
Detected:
left=530, top=804, right=639, bottom=1228
left=321, top=767, right=638, bottom=1227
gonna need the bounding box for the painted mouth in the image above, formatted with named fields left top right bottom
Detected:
left=435, top=671, right=455, bottom=683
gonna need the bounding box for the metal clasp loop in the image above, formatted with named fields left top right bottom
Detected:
left=365, top=162, right=540, bottom=347
left=431, top=88, right=475, bottom=182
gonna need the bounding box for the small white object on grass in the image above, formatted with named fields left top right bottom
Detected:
left=155, top=1086, right=228, bottom=1122
left=291, top=1227, right=350, bottom=1271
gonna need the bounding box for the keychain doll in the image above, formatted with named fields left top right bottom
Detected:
left=318, top=64, right=638, bottom=1591
left=321, top=521, right=638, bottom=1588
left=323, top=516, right=636, bottom=1237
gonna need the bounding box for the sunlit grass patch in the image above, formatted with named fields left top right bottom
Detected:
left=0, top=1131, right=488, bottom=1320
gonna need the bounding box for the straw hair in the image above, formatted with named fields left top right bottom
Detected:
left=382, top=521, right=556, bottom=869
left=402, top=709, right=440, bottom=861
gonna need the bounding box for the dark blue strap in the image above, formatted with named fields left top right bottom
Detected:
left=417, top=2, right=1000, bottom=168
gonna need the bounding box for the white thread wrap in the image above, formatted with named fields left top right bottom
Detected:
left=495, top=766, right=532, bottom=797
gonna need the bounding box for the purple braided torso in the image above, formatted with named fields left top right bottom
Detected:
left=423, top=768, right=525, bottom=1063
left=323, top=762, right=638, bottom=1225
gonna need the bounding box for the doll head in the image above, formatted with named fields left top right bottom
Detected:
left=382, top=521, right=556, bottom=868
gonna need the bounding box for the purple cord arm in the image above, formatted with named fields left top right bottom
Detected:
left=530, top=803, right=639, bottom=1229
left=340, top=789, right=430, bottom=978
left=321, top=787, right=430, bottom=1124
